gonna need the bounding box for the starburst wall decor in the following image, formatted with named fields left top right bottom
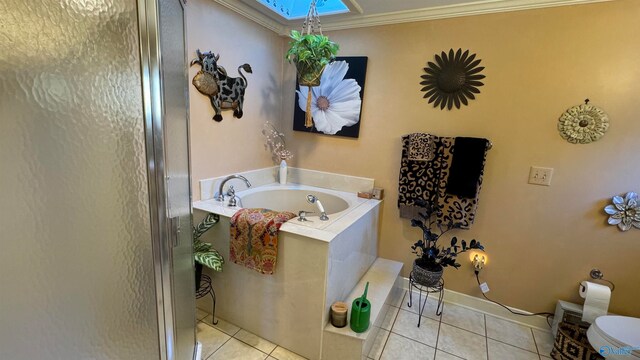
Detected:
left=420, top=49, right=485, bottom=110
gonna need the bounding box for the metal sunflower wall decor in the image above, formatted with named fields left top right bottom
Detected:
left=420, top=48, right=485, bottom=110
left=558, top=99, right=609, bottom=144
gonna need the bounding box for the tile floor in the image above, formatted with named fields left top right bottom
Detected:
left=196, top=289, right=556, bottom=360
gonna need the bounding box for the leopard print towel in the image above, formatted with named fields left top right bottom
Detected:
left=408, top=133, right=436, bottom=161
left=398, top=134, right=488, bottom=229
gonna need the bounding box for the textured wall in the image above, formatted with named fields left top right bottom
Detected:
left=186, top=0, right=285, bottom=199
left=280, top=1, right=640, bottom=316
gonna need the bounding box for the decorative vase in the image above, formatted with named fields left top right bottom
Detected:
left=279, top=159, right=287, bottom=184
left=412, top=260, right=443, bottom=287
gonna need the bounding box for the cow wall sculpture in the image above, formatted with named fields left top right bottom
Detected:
left=190, top=49, right=252, bottom=122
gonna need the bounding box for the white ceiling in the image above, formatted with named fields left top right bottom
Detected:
left=216, top=0, right=613, bottom=35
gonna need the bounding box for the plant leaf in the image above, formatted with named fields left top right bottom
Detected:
left=195, top=249, right=224, bottom=272
left=194, top=240, right=212, bottom=253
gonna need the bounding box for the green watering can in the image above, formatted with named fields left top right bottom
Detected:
left=350, top=282, right=371, bottom=333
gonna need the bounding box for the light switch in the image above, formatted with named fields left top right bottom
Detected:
left=528, top=166, right=553, bottom=186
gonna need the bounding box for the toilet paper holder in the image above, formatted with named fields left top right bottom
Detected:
left=579, top=268, right=615, bottom=292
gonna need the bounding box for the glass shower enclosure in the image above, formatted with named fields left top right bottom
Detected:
left=0, top=0, right=196, bottom=359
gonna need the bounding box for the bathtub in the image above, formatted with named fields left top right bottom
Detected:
left=193, top=176, right=381, bottom=360
left=195, top=183, right=374, bottom=236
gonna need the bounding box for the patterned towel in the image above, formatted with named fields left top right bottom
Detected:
left=398, top=134, right=488, bottom=229
left=408, top=133, right=436, bottom=161
left=398, top=133, right=444, bottom=220
left=229, top=208, right=296, bottom=275
left=435, top=137, right=488, bottom=229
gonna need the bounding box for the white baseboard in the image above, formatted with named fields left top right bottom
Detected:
left=398, top=276, right=552, bottom=331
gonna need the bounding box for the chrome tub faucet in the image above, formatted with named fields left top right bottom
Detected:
left=215, top=174, right=251, bottom=206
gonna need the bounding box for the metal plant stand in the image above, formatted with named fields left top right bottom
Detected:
left=407, top=272, right=444, bottom=327
left=196, top=274, right=217, bottom=325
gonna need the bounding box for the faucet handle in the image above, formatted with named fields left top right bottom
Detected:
left=226, top=186, right=238, bottom=207
left=297, top=210, right=314, bottom=222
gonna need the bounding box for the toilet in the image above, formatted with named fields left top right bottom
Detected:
left=587, top=316, right=640, bottom=359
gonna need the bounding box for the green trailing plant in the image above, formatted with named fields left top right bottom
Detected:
left=285, top=30, right=339, bottom=86
left=286, top=30, right=339, bottom=128
left=410, top=200, right=484, bottom=271
left=193, top=213, right=223, bottom=272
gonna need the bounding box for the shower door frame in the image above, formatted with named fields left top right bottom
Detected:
left=137, top=0, right=195, bottom=359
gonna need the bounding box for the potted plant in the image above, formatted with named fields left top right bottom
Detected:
left=193, top=214, right=224, bottom=291
left=285, top=30, right=339, bottom=127
left=410, top=200, right=484, bottom=286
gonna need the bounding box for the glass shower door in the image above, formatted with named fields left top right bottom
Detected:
left=138, top=0, right=196, bottom=358
left=0, top=0, right=196, bottom=358
left=158, top=0, right=198, bottom=359
left=0, top=0, right=162, bottom=359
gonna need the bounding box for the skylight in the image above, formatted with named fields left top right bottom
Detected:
left=256, top=0, right=349, bottom=20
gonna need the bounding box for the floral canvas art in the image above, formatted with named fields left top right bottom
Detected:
left=293, top=56, right=367, bottom=138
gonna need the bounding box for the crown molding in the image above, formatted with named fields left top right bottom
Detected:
left=319, top=0, right=614, bottom=32
left=212, top=0, right=288, bottom=35
left=213, top=0, right=613, bottom=36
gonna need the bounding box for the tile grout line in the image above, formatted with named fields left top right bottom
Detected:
left=383, top=290, right=443, bottom=356
left=486, top=334, right=541, bottom=354
left=439, top=349, right=466, bottom=359
left=198, top=314, right=272, bottom=360
left=390, top=330, right=434, bottom=348
left=204, top=335, right=234, bottom=360
left=485, top=313, right=543, bottom=354
left=484, top=314, right=489, bottom=360
left=230, top=334, right=274, bottom=358
left=530, top=327, right=543, bottom=360
left=434, top=304, right=443, bottom=359
left=378, top=290, right=407, bottom=360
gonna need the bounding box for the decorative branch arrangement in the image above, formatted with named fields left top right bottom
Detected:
left=410, top=200, right=484, bottom=270
left=262, top=121, right=293, bottom=164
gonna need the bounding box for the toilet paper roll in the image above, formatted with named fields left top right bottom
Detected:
left=579, top=281, right=611, bottom=323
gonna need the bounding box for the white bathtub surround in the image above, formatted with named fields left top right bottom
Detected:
left=199, top=166, right=375, bottom=201
left=193, top=168, right=381, bottom=360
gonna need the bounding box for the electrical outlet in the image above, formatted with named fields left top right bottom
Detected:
left=479, top=282, right=490, bottom=293
left=528, top=166, right=553, bottom=186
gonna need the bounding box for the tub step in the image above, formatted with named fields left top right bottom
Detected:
left=322, top=258, right=403, bottom=360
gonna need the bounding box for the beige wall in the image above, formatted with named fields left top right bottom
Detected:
left=188, top=0, right=640, bottom=316
left=281, top=1, right=640, bottom=316
left=187, top=0, right=284, bottom=199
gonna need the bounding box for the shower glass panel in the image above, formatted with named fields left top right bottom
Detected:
left=0, top=0, right=194, bottom=359
left=158, top=0, right=197, bottom=358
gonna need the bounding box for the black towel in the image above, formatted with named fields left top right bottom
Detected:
left=445, top=137, right=489, bottom=199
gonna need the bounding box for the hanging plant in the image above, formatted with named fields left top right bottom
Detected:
left=285, top=0, right=339, bottom=128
